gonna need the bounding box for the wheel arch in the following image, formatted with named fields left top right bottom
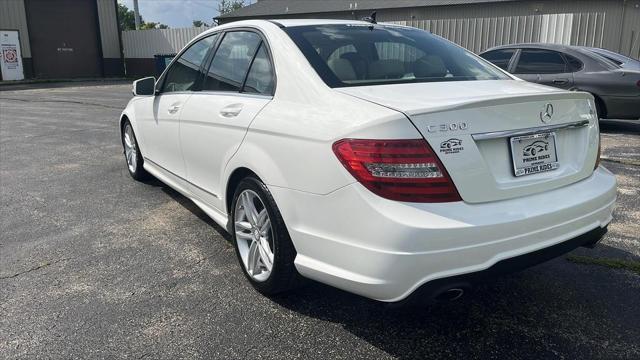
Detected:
left=119, top=109, right=148, bottom=156
left=590, top=93, right=607, bottom=119
left=225, top=167, right=261, bottom=216
left=574, top=88, right=607, bottom=119
left=222, top=138, right=293, bottom=215
left=119, top=113, right=130, bottom=134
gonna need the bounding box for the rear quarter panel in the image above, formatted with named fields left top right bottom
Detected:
left=224, top=95, right=417, bottom=196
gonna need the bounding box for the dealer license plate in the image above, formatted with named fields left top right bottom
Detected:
left=510, top=132, right=559, bottom=177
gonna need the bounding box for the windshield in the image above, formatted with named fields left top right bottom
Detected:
left=284, top=24, right=509, bottom=87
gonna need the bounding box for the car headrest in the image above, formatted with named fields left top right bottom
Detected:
left=251, top=58, right=270, bottom=74
left=327, top=58, right=357, bottom=81
left=245, top=58, right=273, bottom=93
left=414, top=55, right=447, bottom=78
left=368, top=60, right=405, bottom=79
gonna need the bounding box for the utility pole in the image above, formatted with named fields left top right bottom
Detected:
left=133, top=0, right=141, bottom=30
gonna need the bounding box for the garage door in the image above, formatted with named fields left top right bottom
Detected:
left=25, top=0, right=102, bottom=78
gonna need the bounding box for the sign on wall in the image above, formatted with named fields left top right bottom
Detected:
left=0, top=30, right=25, bottom=81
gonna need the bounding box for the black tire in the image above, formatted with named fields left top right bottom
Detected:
left=230, top=176, right=302, bottom=295
left=121, top=120, right=150, bottom=181
left=593, top=95, right=606, bottom=120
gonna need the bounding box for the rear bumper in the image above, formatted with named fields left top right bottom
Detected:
left=601, top=94, right=640, bottom=119
left=395, top=225, right=607, bottom=307
left=269, top=166, right=617, bottom=302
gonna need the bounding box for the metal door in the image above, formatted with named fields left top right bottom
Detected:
left=25, top=0, right=102, bottom=78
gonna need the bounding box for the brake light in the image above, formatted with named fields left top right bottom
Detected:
left=332, top=139, right=462, bottom=202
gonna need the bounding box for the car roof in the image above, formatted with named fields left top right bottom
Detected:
left=482, top=43, right=580, bottom=53
left=271, top=19, right=376, bottom=27
left=211, top=18, right=412, bottom=30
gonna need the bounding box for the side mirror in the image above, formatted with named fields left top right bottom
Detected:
left=132, top=77, right=156, bottom=96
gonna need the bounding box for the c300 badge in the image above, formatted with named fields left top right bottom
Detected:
left=440, top=138, right=464, bottom=154
left=427, top=122, right=468, bottom=133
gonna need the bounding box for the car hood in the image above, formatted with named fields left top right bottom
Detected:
left=335, top=79, right=570, bottom=116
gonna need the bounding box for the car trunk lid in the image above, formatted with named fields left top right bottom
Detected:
left=336, top=80, right=599, bottom=203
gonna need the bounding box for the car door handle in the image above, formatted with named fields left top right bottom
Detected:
left=168, top=104, right=181, bottom=114
left=220, top=103, right=243, bottom=118
left=553, top=78, right=569, bottom=85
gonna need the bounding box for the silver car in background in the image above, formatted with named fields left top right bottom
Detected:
left=480, top=43, right=640, bottom=120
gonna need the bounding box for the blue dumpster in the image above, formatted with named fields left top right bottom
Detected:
left=154, top=54, right=176, bottom=77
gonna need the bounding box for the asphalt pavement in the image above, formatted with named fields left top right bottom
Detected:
left=1, top=82, right=638, bottom=359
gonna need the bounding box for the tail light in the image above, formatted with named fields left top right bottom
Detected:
left=332, top=139, right=461, bottom=203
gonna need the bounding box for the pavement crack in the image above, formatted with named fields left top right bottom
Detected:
left=0, top=258, right=71, bottom=280
left=193, top=256, right=208, bottom=266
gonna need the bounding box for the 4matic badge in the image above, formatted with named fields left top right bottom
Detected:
left=440, top=138, right=464, bottom=154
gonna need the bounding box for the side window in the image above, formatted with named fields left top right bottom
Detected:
left=161, top=35, right=217, bottom=93
left=243, top=44, right=275, bottom=95
left=514, top=49, right=568, bottom=74
left=480, top=49, right=516, bottom=70
left=203, top=31, right=262, bottom=92
left=565, top=54, right=584, bottom=72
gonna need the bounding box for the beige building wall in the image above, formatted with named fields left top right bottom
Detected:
left=0, top=0, right=31, bottom=57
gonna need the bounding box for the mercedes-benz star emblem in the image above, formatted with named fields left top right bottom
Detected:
left=540, top=103, right=554, bottom=123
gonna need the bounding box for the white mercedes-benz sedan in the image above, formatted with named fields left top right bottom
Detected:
left=119, top=19, right=616, bottom=304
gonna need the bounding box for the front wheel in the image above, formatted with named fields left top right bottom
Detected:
left=121, top=121, right=150, bottom=181
left=231, top=176, right=302, bottom=295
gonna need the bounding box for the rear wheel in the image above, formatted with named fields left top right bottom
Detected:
left=593, top=95, right=606, bottom=119
left=121, top=121, right=149, bottom=181
left=231, top=176, right=301, bottom=294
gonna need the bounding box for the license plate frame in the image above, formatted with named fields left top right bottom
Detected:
left=510, top=132, right=559, bottom=177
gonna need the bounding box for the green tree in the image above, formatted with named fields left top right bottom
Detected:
left=140, top=22, right=169, bottom=30
left=117, top=3, right=141, bottom=31
left=193, top=20, right=209, bottom=28
left=217, top=0, right=245, bottom=16
left=117, top=3, right=168, bottom=30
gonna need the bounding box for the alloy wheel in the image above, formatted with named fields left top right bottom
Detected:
left=234, top=189, right=274, bottom=282
left=123, top=124, right=138, bottom=173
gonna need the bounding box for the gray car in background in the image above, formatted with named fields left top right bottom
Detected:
left=480, top=43, right=640, bottom=120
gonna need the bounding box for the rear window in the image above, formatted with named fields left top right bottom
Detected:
left=601, top=55, right=624, bottom=65
left=578, top=49, right=621, bottom=70
left=284, top=24, right=508, bottom=87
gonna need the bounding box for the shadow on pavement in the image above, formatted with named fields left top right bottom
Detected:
left=130, top=152, right=639, bottom=359
left=266, top=245, right=639, bottom=358
left=158, top=179, right=639, bottom=357
left=600, top=119, right=640, bottom=134
left=141, top=176, right=232, bottom=242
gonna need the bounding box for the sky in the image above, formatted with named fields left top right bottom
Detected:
left=118, top=0, right=256, bottom=28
